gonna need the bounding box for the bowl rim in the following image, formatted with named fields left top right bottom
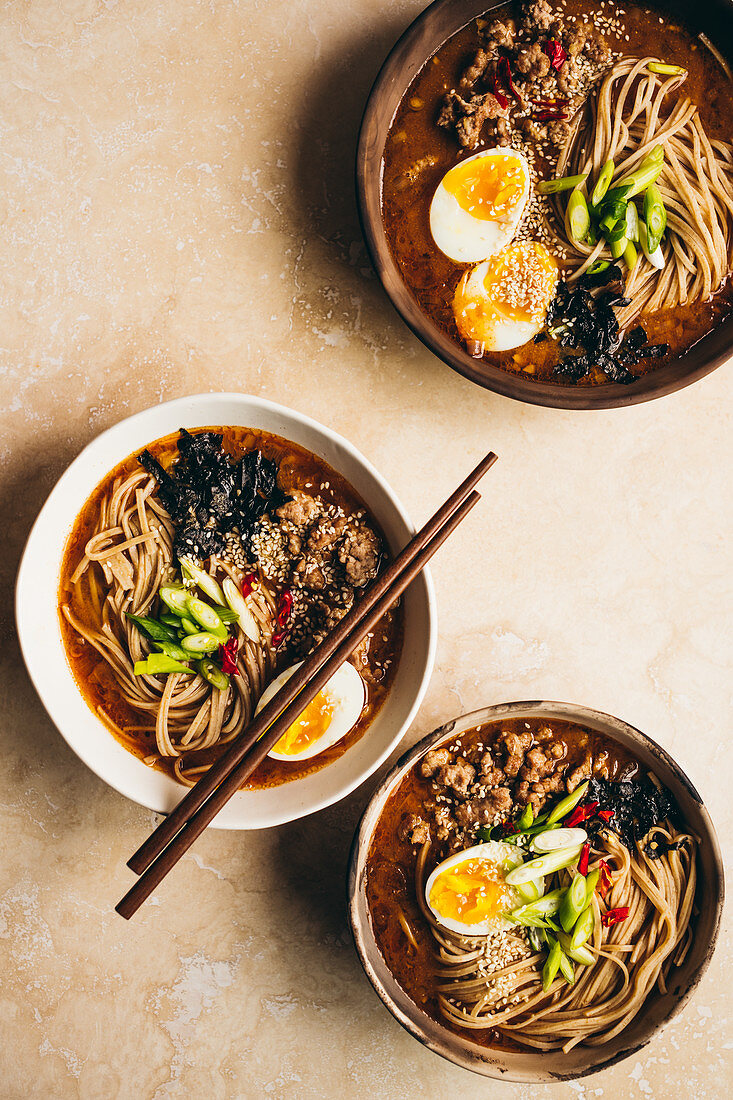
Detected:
left=15, top=392, right=437, bottom=829
left=347, top=699, right=725, bottom=1081
left=355, top=0, right=733, bottom=409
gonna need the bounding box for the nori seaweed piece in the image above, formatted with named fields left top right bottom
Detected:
left=138, top=429, right=290, bottom=562
left=586, top=775, right=677, bottom=851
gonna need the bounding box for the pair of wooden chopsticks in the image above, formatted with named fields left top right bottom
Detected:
left=115, top=451, right=497, bottom=919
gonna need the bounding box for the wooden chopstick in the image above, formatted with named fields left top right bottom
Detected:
left=116, top=487, right=483, bottom=920
left=115, top=451, right=496, bottom=918
left=125, top=450, right=497, bottom=880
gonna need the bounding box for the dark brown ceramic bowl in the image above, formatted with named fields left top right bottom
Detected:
left=356, top=0, right=733, bottom=409
left=348, top=701, right=724, bottom=1082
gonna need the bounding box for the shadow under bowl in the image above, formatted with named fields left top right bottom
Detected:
left=356, top=0, right=733, bottom=409
left=348, top=700, right=724, bottom=1081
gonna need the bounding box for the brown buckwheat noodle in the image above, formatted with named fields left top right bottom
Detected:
left=416, top=817, right=697, bottom=1052
left=61, top=468, right=277, bottom=785
left=550, top=57, right=733, bottom=328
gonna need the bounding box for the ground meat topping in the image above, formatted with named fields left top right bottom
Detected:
left=403, top=722, right=600, bottom=855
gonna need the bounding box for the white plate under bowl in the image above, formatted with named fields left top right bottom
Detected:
left=15, top=393, right=436, bottom=828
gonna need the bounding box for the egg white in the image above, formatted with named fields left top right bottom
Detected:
left=425, top=840, right=524, bottom=936
left=429, top=147, right=531, bottom=264
left=256, top=660, right=365, bottom=761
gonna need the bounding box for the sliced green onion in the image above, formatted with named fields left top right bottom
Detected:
left=587, top=260, right=610, bottom=275
left=625, top=201, right=639, bottom=243
left=648, top=61, right=686, bottom=75
left=623, top=240, right=638, bottom=269
left=584, top=869, right=600, bottom=903
left=538, top=172, right=588, bottom=195
left=478, top=825, right=494, bottom=842
left=522, top=821, right=560, bottom=839
left=151, top=637, right=193, bottom=661
left=159, top=611, right=183, bottom=628
left=604, top=221, right=629, bottom=244
left=531, top=827, right=587, bottom=854
left=639, top=221, right=665, bottom=269
left=546, top=781, right=590, bottom=826
left=542, top=938, right=562, bottom=991
left=558, top=950, right=575, bottom=985
left=559, top=873, right=589, bottom=933
left=567, top=189, right=591, bottom=243
left=610, top=235, right=628, bottom=260
left=527, top=927, right=544, bottom=953
left=159, top=583, right=191, bottom=617
left=134, top=653, right=192, bottom=676
left=180, top=631, right=221, bottom=655
left=570, top=904, right=595, bottom=950
left=179, top=616, right=199, bottom=636
left=179, top=556, right=226, bottom=605
left=603, top=184, right=633, bottom=205
left=125, top=612, right=177, bottom=645
left=616, top=146, right=664, bottom=199
left=591, top=160, right=614, bottom=206
left=600, top=198, right=627, bottom=223
left=557, top=930, right=596, bottom=967
left=643, top=183, right=667, bottom=250
left=197, top=658, right=230, bottom=691
left=505, top=845, right=584, bottom=886
left=510, top=890, right=564, bottom=927
left=213, top=606, right=239, bottom=625
left=517, top=804, right=534, bottom=831
left=222, top=576, right=261, bottom=643
left=185, top=595, right=228, bottom=641
left=515, top=877, right=545, bottom=904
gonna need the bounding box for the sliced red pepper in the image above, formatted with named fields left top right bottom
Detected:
left=218, top=637, right=239, bottom=676
left=598, top=859, right=612, bottom=897
left=578, top=841, right=590, bottom=876
left=491, top=74, right=509, bottom=110
left=601, top=906, right=629, bottom=928
left=534, top=109, right=568, bottom=122
left=531, top=97, right=569, bottom=108
left=564, top=801, right=599, bottom=827
left=544, top=39, right=568, bottom=71
left=241, top=572, right=258, bottom=599
left=597, top=809, right=615, bottom=822
left=497, top=57, right=522, bottom=101
left=272, top=588, right=294, bottom=648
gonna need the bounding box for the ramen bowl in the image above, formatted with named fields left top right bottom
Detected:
left=356, top=0, right=733, bottom=409
left=348, top=701, right=724, bottom=1081
left=15, top=393, right=436, bottom=829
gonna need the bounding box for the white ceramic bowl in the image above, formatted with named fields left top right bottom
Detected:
left=16, top=393, right=436, bottom=828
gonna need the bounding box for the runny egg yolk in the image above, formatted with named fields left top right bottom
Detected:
left=442, top=154, right=526, bottom=221
left=271, top=690, right=336, bottom=756
left=428, top=857, right=513, bottom=926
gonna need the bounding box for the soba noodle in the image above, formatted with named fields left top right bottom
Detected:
left=415, top=818, right=697, bottom=1052
left=551, top=57, right=733, bottom=328
left=61, top=467, right=277, bottom=785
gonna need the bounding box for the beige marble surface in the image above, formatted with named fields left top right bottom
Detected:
left=1, top=0, right=731, bottom=1097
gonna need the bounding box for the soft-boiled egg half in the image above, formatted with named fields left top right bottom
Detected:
left=429, top=148, right=531, bottom=264
left=453, top=239, right=558, bottom=352
left=425, top=841, right=524, bottom=936
left=255, top=660, right=365, bottom=761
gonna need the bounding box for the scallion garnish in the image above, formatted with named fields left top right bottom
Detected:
left=537, top=172, right=588, bottom=195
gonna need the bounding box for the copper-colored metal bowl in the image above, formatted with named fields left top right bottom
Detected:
left=356, top=0, right=733, bottom=409
left=348, top=701, right=724, bottom=1081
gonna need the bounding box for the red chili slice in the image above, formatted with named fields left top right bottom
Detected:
left=544, top=39, right=568, bottom=71
left=578, top=841, right=590, bottom=876
left=534, top=109, right=568, bottom=122
left=597, top=809, right=615, bottom=822
left=492, top=74, right=509, bottom=110
left=272, top=588, right=294, bottom=648
left=564, top=801, right=599, bottom=827
left=601, top=906, right=629, bottom=928
left=218, top=637, right=239, bottom=676
left=497, top=57, right=522, bottom=100
left=598, top=859, right=612, bottom=897
left=241, top=572, right=258, bottom=598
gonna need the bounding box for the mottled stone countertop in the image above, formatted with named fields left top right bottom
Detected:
left=0, top=1, right=730, bottom=1097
